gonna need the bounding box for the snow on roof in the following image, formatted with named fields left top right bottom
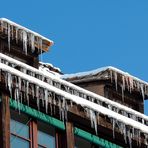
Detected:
left=62, top=66, right=148, bottom=91
left=62, top=66, right=147, bottom=83
left=0, top=18, right=53, bottom=43
left=39, top=62, right=61, bottom=72
left=0, top=18, right=53, bottom=53
left=0, top=62, right=148, bottom=135
left=39, top=62, right=62, bottom=76
left=0, top=52, right=148, bottom=124
left=62, top=66, right=110, bottom=79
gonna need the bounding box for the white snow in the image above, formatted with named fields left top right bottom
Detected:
left=62, top=66, right=148, bottom=86
left=0, top=53, right=148, bottom=126
left=62, top=66, right=148, bottom=100
left=39, top=62, right=61, bottom=72
left=0, top=18, right=53, bottom=44
left=0, top=62, right=148, bottom=135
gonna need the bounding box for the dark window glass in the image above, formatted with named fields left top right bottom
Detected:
left=11, top=135, right=29, bottom=148
left=75, top=136, right=92, bottom=148
left=11, top=119, right=29, bottom=138
left=10, top=110, right=30, bottom=148
left=38, top=121, right=55, bottom=148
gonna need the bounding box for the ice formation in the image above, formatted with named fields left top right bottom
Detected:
left=0, top=53, right=148, bottom=126
left=62, top=66, right=148, bottom=101
left=0, top=18, right=53, bottom=54
left=0, top=52, right=148, bottom=147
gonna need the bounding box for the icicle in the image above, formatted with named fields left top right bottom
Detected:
left=144, top=134, right=148, bottom=146
left=7, top=73, right=12, bottom=96
left=132, top=127, right=135, bottom=140
left=39, top=88, right=44, bottom=107
left=85, top=108, right=90, bottom=118
left=122, top=76, right=125, bottom=100
left=18, top=77, right=21, bottom=91
left=144, top=85, right=148, bottom=97
left=65, top=100, right=68, bottom=121
left=123, top=124, right=127, bottom=144
left=97, top=112, right=100, bottom=125
left=44, top=89, right=48, bottom=113
left=36, top=85, right=40, bottom=110
left=7, top=23, right=11, bottom=51
left=129, top=77, right=133, bottom=93
left=0, top=20, right=4, bottom=32
left=112, top=118, right=116, bottom=139
left=4, top=72, right=8, bottom=88
left=53, top=93, right=56, bottom=114
left=31, top=84, right=34, bottom=98
left=48, top=92, right=53, bottom=115
left=125, top=76, right=129, bottom=91
left=62, top=97, right=66, bottom=121
left=114, top=71, right=118, bottom=91
left=89, top=109, right=97, bottom=135
left=4, top=21, right=8, bottom=34
left=14, top=81, right=20, bottom=113
left=137, top=82, right=140, bottom=92
left=58, top=97, right=62, bottom=120
left=15, top=27, right=18, bottom=43
left=127, top=129, right=132, bottom=148
left=22, top=30, right=28, bottom=55
left=11, top=25, right=14, bottom=40
left=30, top=34, right=35, bottom=52
left=70, top=100, right=73, bottom=107
left=39, top=38, right=43, bottom=62
left=110, top=70, right=113, bottom=83
left=140, top=84, right=145, bottom=101
left=26, top=81, right=29, bottom=105
left=138, top=130, right=141, bottom=147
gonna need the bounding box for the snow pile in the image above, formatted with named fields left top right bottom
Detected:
left=39, top=61, right=62, bottom=76
left=0, top=18, right=53, bottom=54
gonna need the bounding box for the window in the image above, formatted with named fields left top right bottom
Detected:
left=10, top=110, right=31, bottom=148
left=75, top=136, right=92, bottom=148
left=10, top=110, right=57, bottom=148
left=38, top=121, right=56, bottom=148
left=75, top=136, right=101, bottom=148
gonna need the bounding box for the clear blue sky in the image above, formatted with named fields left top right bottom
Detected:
left=0, top=0, right=148, bottom=114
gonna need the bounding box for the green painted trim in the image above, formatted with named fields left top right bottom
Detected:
left=74, top=128, right=122, bottom=148
left=9, top=99, right=122, bottom=148
left=9, top=99, right=65, bottom=130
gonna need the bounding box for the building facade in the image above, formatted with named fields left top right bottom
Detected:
left=0, top=18, right=148, bottom=148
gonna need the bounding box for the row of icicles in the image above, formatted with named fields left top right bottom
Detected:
left=0, top=20, right=43, bottom=55
left=0, top=67, right=148, bottom=147
left=1, top=58, right=148, bottom=125
left=110, top=70, right=148, bottom=101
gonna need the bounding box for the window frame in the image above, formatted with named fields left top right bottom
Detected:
left=10, top=109, right=64, bottom=148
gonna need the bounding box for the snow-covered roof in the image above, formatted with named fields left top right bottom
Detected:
left=39, top=62, right=62, bottom=75
left=0, top=53, right=148, bottom=146
left=62, top=66, right=148, bottom=98
left=0, top=18, right=53, bottom=53
left=62, top=66, right=147, bottom=85
left=0, top=52, right=147, bottom=124
left=0, top=62, right=148, bottom=135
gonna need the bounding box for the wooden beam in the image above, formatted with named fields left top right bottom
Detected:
left=0, top=92, right=10, bottom=148
left=66, top=122, right=75, bottom=148
left=30, top=120, right=38, bottom=148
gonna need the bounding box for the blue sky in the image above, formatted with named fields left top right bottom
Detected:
left=0, top=0, right=148, bottom=114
